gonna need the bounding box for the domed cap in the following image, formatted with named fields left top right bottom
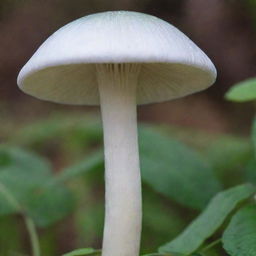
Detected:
left=17, top=11, right=217, bottom=105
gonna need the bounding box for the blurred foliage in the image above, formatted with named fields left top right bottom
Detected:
left=0, top=112, right=255, bottom=255
left=139, top=127, right=221, bottom=210
left=222, top=204, right=256, bottom=256
left=225, top=77, right=256, bottom=102
left=0, top=216, right=22, bottom=255
left=0, top=146, right=74, bottom=227
left=159, top=184, right=255, bottom=255
left=1, top=0, right=256, bottom=255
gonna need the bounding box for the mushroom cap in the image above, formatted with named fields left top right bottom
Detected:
left=17, top=11, right=217, bottom=105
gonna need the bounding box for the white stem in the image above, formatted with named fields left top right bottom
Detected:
left=97, top=63, right=142, bottom=256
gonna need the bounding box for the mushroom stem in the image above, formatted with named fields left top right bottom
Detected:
left=97, top=63, right=142, bottom=256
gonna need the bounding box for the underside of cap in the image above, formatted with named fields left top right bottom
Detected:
left=17, top=11, right=217, bottom=105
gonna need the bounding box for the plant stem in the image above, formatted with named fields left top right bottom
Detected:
left=97, top=63, right=142, bottom=256
left=0, top=182, right=41, bottom=256
left=201, top=238, right=222, bottom=253
left=24, top=216, right=41, bottom=256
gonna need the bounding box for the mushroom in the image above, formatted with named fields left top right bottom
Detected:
left=17, top=11, right=216, bottom=256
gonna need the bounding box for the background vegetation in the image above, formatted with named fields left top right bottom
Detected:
left=1, top=0, right=256, bottom=255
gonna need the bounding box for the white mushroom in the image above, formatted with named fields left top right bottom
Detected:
left=17, top=11, right=217, bottom=256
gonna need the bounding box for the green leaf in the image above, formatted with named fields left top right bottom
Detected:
left=0, top=146, right=52, bottom=215
left=26, top=183, right=74, bottom=227
left=0, top=146, right=74, bottom=226
left=222, top=204, right=256, bottom=256
left=62, top=248, right=101, bottom=256
left=159, top=184, right=256, bottom=255
left=225, top=77, right=256, bottom=102
left=139, top=126, right=221, bottom=210
left=0, top=145, right=52, bottom=179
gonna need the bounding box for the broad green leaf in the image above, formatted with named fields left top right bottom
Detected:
left=26, top=184, right=74, bottom=227
left=0, top=146, right=52, bottom=215
left=0, top=146, right=51, bottom=179
left=225, top=77, right=256, bottom=102
left=222, top=204, right=256, bottom=256
left=0, top=146, right=74, bottom=226
left=159, top=184, right=256, bottom=255
left=139, top=127, right=221, bottom=209
left=62, top=248, right=101, bottom=256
